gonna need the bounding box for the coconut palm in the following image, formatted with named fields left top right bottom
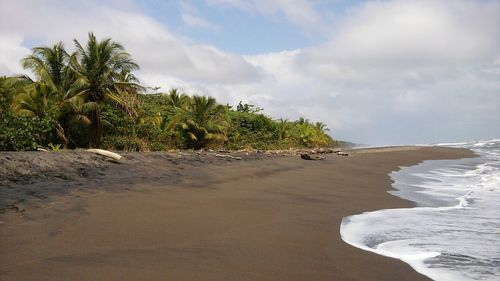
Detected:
left=72, top=32, right=142, bottom=146
left=11, top=82, right=58, bottom=118
left=297, top=117, right=309, bottom=125
left=314, top=122, right=329, bottom=133
left=22, top=42, right=73, bottom=92
left=19, top=43, right=96, bottom=147
left=166, top=88, right=188, bottom=108
left=57, top=83, right=98, bottom=147
left=11, top=81, right=64, bottom=145
left=11, top=80, right=95, bottom=148
left=168, top=95, right=228, bottom=149
left=0, top=75, right=33, bottom=114
left=275, top=118, right=291, bottom=141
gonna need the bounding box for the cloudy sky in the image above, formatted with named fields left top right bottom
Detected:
left=1, top=0, right=499, bottom=145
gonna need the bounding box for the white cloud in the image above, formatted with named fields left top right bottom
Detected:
left=0, top=35, right=30, bottom=74
left=245, top=50, right=306, bottom=86
left=308, top=0, right=499, bottom=67
left=255, top=0, right=321, bottom=27
left=181, top=13, right=217, bottom=30
left=208, top=0, right=322, bottom=28
left=228, top=0, right=500, bottom=144
left=0, top=0, right=498, bottom=145
left=0, top=0, right=262, bottom=85
left=180, top=1, right=219, bottom=30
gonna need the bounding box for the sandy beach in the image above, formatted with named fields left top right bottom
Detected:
left=0, top=147, right=475, bottom=281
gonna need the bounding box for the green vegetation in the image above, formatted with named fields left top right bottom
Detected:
left=0, top=33, right=337, bottom=151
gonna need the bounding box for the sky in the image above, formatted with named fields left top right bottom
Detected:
left=0, top=0, right=499, bottom=145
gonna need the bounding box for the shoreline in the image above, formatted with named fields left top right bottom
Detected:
left=0, top=146, right=476, bottom=280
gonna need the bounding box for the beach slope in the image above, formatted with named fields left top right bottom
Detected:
left=0, top=147, right=474, bottom=280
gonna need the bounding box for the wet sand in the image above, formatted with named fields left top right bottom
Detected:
left=0, top=147, right=475, bottom=280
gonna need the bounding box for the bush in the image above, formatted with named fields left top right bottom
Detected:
left=0, top=112, right=57, bottom=151
left=227, top=111, right=278, bottom=149
left=100, top=135, right=147, bottom=151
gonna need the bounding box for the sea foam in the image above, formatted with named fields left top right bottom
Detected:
left=340, top=140, right=500, bottom=281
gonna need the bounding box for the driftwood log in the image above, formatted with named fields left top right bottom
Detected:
left=300, top=153, right=324, bottom=160
left=86, top=149, right=123, bottom=160
left=215, top=154, right=242, bottom=160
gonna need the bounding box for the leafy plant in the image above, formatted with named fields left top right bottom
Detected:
left=168, top=95, right=229, bottom=149
left=0, top=113, right=57, bottom=151
left=48, top=143, right=62, bottom=151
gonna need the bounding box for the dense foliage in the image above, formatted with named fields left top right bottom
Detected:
left=0, top=33, right=337, bottom=151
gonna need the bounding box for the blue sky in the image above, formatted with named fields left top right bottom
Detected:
left=1, top=0, right=499, bottom=145
left=136, top=0, right=330, bottom=54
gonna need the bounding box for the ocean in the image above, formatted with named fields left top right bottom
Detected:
left=340, top=140, right=500, bottom=281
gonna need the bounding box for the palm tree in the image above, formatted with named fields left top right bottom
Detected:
left=19, top=43, right=96, bottom=148
left=166, top=88, right=188, bottom=108
left=1, top=75, right=33, bottom=114
left=11, top=80, right=95, bottom=148
left=22, top=42, right=72, bottom=92
left=275, top=118, right=290, bottom=141
left=72, top=32, right=141, bottom=146
left=57, top=87, right=97, bottom=148
left=297, top=117, right=309, bottom=125
left=154, top=88, right=188, bottom=130
left=168, top=95, right=228, bottom=149
left=11, top=82, right=57, bottom=118
left=314, top=122, right=329, bottom=133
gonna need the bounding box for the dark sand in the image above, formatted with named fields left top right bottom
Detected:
left=0, top=147, right=475, bottom=280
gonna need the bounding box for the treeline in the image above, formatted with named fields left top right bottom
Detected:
left=0, top=33, right=337, bottom=151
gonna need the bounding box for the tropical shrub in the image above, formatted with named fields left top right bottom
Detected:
left=0, top=112, right=57, bottom=151
left=168, top=95, right=229, bottom=149
left=0, top=34, right=338, bottom=151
